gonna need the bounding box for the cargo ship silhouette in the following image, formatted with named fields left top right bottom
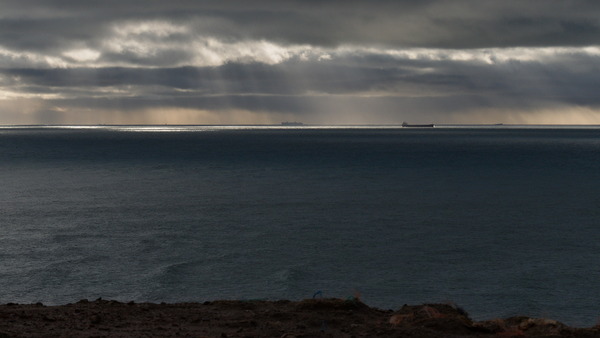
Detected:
left=402, top=121, right=434, bottom=128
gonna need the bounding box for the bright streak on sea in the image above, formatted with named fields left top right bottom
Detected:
left=2, top=124, right=600, bottom=132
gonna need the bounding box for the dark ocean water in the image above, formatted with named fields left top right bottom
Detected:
left=1, top=125, right=600, bottom=326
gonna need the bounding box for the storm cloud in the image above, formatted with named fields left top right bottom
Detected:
left=1, top=0, right=600, bottom=124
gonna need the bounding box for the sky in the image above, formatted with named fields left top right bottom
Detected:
left=1, top=0, right=600, bottom=125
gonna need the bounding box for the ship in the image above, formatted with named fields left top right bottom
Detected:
left=402, top=121, right=435, bottom=128
left=281, top=122, right=304, bottom=126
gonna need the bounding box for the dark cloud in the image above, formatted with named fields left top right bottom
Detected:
left=2, top=0, right=600, bottom=50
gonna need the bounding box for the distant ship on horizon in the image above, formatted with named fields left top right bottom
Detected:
left=402, top=121, right=435, bottom=128
left=281, top=121, right=304, bottom=126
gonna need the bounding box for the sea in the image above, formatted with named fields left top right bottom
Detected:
left=1, top=125, right=599, bottom=326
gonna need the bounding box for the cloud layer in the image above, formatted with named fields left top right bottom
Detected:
left=1, top=0, right=600, bottom=124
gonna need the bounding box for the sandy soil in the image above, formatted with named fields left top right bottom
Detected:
left=0, top=298, right=597, bottom=337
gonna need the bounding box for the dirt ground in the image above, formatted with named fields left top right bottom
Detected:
left=0, top=298, right=597, bottom=337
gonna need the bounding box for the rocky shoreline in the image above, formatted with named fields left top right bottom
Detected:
left=0, top=298, right=597, bottom=337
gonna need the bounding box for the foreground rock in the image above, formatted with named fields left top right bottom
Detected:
left=0, top=299, right=597, bottom=337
